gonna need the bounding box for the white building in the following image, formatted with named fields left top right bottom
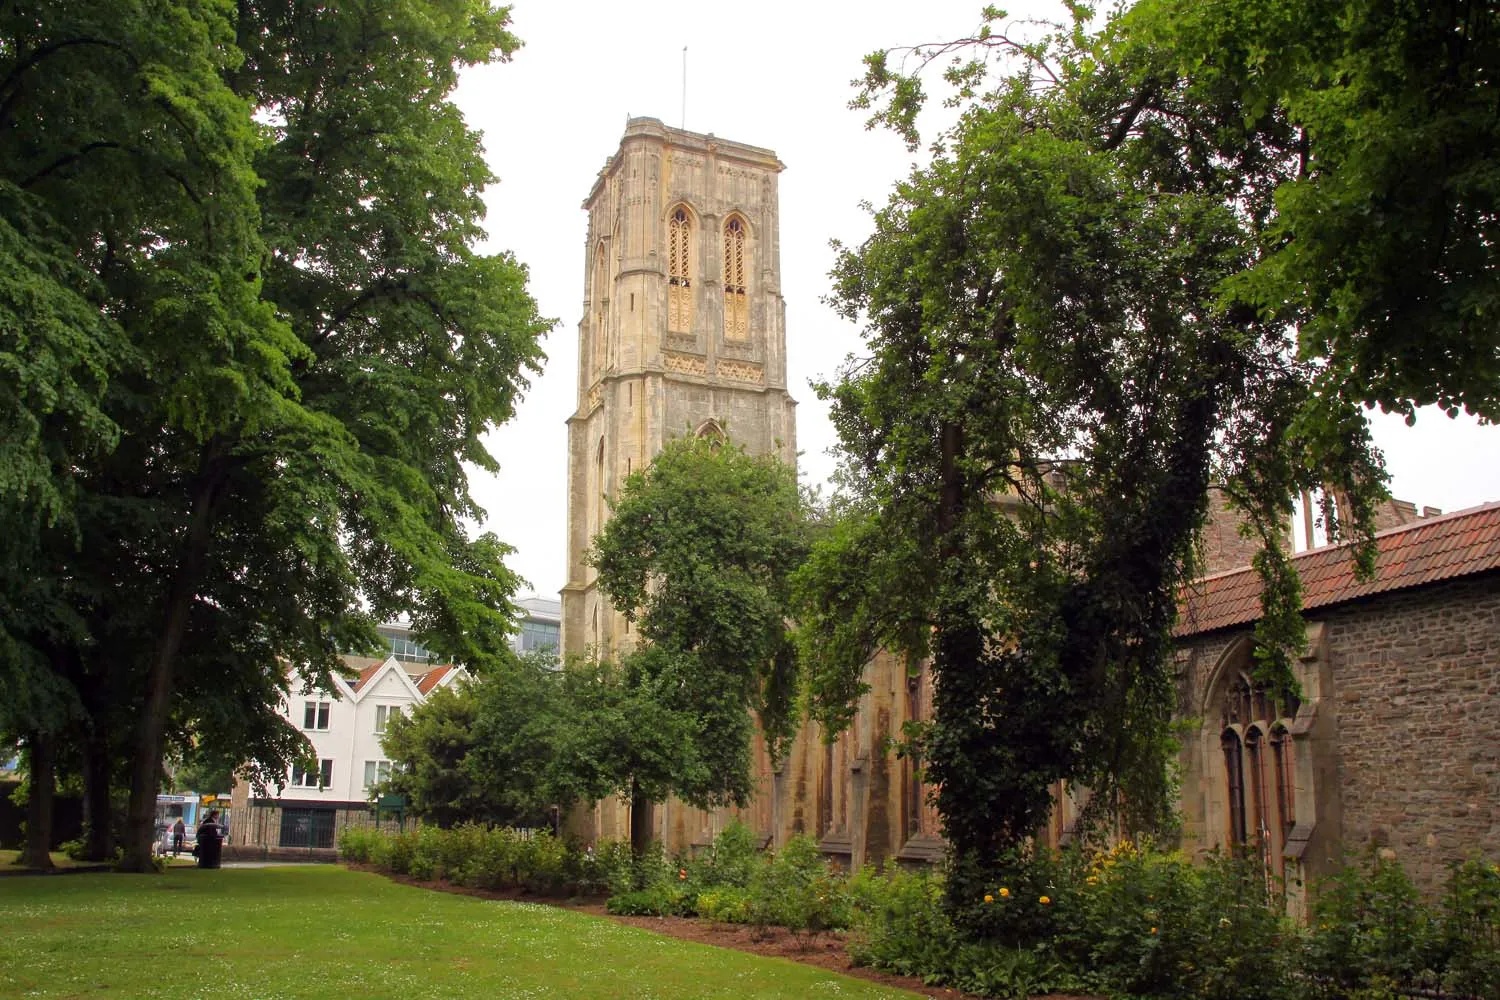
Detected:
left=228, top=625, right=463, bottom=856
left=227, top=607, right=557, bottom=857
left=275, top=654, right=462, bottom=805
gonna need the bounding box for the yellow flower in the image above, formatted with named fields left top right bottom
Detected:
left=984, top=894, right=994, bottom=904
left=1085, top=876, right=1099, bottom=885
left=1039, top=895, right=1051, bottom=905
left=999, top=887, right=1010, bottom=898
left=1150, top=927, right=1158, bottom=935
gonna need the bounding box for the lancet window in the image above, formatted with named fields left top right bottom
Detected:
left=667, top=206, right=692, bottom=333
left=592, top=243, right=608, bottom=372
left=723, top=216, right=748, bottom=340
left=1219, top=669, right=1300, bottom=877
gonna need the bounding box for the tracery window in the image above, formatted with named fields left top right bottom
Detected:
left=667, top=206, right=692, bottom=333
left=723, top=216, right=748, bottom=340
left=592, top=243, right=608, bottom=371
left=1220, top=669, right=1299, bottom=876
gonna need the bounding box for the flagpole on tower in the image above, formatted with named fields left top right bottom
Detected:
left=681, top=46, right=687, bottom=131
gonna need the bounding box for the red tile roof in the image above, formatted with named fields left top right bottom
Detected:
left=1177, top=500, right=1500, bottom=637
left=415, top=664, right=454, bottom=694
left=351, top=662, right=384, bottom=693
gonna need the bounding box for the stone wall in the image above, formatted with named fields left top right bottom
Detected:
left=1320, top=572, right=1500, bottom=890
left=1176, top=571, right=1500, bottom=897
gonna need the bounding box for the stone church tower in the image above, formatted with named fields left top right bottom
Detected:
left=560, top=119, right=944, bottom=862
left=561, top=118, right=797, bottom=661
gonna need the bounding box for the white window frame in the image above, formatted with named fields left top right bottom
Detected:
left=363, top=759, right=393, bottom=789
left=291, top=759, right=334, bottom=789
left=374, top=704, right=402, bottom=735
left=302, top=700, right=331, bottom=731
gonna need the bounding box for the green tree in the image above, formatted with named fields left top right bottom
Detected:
left=590, top=436, right=813, bottom=853
left=379, top=651, right=687, bottom=830
left=1, top=1, right=550, bottom=871
left=801, top=3, right=1398, bottom=923
left=380, top=684, right=488, bottom=829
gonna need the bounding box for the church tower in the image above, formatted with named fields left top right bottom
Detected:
left=561, top=118, right=797, bottom=661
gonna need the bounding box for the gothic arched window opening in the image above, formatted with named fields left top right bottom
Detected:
left=667, top=206, right=693, bottom=334
left=592, top=242, right=609, bottom=372
left=723, top=215, right=748, bottom=340
left=1218, top=668, right=1300, bottom=877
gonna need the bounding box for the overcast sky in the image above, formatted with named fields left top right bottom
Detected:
left=454, top=0, right=1500, bottom=601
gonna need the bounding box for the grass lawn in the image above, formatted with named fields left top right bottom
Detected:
left=0, top=850, right=101, bottom=871
left=0, top=865, right=923, bottom=999
left=1, top=849, right=197, bottom=872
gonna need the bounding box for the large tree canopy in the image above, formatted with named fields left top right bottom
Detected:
left=794, top=0, right=1491, bottom=920
left=1, top=0, right=550, bottom=869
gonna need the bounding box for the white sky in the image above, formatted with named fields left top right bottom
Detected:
left=455, top=0, right=1500, bottom=600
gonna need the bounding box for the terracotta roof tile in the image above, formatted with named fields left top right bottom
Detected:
left=1177, top=500, right=1500, bottom=637
left=416, top=664, right=454, bottom=694
left=351, top=662, right=383, bottom=693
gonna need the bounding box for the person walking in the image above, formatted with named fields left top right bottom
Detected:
left=172, top=818, right=186, bottom=857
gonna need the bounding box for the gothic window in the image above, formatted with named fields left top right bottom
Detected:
left=723, top=215, right=749, bottom=340
left=1223, top=728, right=1247, bottom=846
left=594, top=437, right=605, bottom=539
left=1219, top=668, right=1300, bottom=876
left=695, top=418, right=725, bottom=444
left=592, top=243, right=608, bottom=372
left=667, top=206, right=692, bottom=334
left=1271, top=724, right=1294, bottom=840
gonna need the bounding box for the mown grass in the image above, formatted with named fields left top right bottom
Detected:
left=0, top=864, right=921, bottom=999
left=1, top=849, right=99, bottom=870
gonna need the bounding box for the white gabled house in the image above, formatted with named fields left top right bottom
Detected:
left=227, top=634, right=464, bottom=857
left=278, top=655, right=462, bottom=804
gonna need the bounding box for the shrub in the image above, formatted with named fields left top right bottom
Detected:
left=698, top=821, right=761, bottom=889
left=697, top=886, right=753, bottom=923
left=574, top=839, right=634, bottom=896
left=1439, top=858, right=1500, bottom=999
left=847, top=861, right=961, bottom=979
left=948, top=941, right=1072, bottom=1000
left=605, top=885, right=695, bottom=917
left=748, top=834, right=850, bottom=934
left=371, top=829, right=417, bottom=875
left=407, top=825, right=446, bottom=880
left=1302, top=848, right=1443, bottom=998
left=515, top=830, right=569, bottom=894
left=337, top=826, right=381, bottom=863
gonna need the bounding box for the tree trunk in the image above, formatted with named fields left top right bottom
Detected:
left=17, top=730, right=57, bottom=870
left=118, top=462, right=224, bottom=872
left=629, top=777, right=654, bottom=859
left=81, top=721, right=114, bottom=861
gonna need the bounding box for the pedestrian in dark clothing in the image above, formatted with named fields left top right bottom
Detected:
left=195, top=811, right=223, bottom=869
left=172, top=818, right=186, bottom=856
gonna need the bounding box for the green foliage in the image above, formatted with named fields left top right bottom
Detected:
left=697, top=886, right=753, bottom=924
left=605, top=886, right=697, bottom=918
left=804, top=0, right=1412, bottom=913
left=699, top=820, right=761, bottom=890
left=336, top=826, right=380, bottom=864
left=1, top=0, right=551, bottom=868
left=1439, top=859, right=1500, bottom=999
left=590, top=437, right=813, bottom=814
left=747, top=835, right=851, bottom=934
left=847, top=862, right=961, bottom=977
left=378, top=685, right=485, bottom=828
left=1301, top=848, right=1444, bottom=998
